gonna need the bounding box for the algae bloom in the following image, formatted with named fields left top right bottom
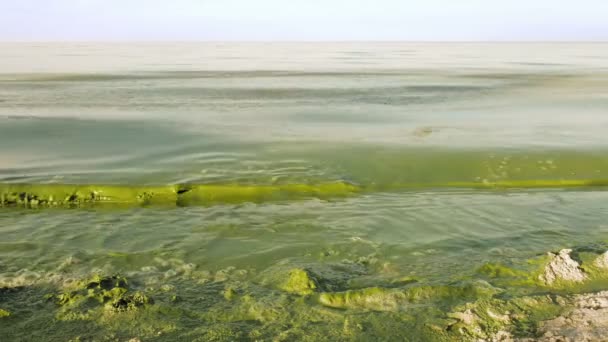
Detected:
left=2, top=43, right=608, bottom=341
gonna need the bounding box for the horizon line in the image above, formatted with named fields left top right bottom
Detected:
left=1, top=40, right=607, bottom=44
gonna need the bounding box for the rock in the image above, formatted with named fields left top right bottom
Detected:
left=526, top=291, right=608, bottom=341
left=448, top=308, right=479, bottom=325
left=539, top=249, right=586, bottom=285
left=593, top=251, right=608, bottom=269
left=487, top=330, right=515, bottom=342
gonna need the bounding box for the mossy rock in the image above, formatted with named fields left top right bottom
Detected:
left=435, top=294, right=563, bottom=341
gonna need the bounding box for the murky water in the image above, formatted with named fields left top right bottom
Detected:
left=1, top=43, right=608, bottom=341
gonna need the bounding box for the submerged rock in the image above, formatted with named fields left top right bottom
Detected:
left=540, top=249, right=586, bottom=285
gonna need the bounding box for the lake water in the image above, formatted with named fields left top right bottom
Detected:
left=1, top=43, right=608, bottom=341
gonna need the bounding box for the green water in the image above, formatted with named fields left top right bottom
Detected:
left=1, top=43, right=608, bottom=341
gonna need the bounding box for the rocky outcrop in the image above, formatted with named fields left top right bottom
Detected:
left=539, top=249, right=586, bottom=285
left=528, top=291, right=608, bottom=342
left=440, top=248, right=608, bottom=341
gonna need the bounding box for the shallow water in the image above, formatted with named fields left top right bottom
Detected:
left=1, top=43, right=608, bottom=341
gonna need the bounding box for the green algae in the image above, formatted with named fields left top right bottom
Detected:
left=176, top=182, right=360, bottom=206
left=2, top=216, right=608, bottom=341
left=258, top=261, right=368, bottom=296
left=473, top=248, right=608, bottom=299
left=3, top=176, right=608, bottom=209
left=41, top=249, right=602, bottom=340
left=278, top=268, right=318, bottom=295
left=324, top=147, right=608, bottom=192
left=555, top=250, right=608, bottom=292
left=1, top=245, right=606, bottom=342
left=0, top=260, right=600, bottom=341
left=318, top=281, right=499, bottom=311
left=432, top=295, right=563, bottom=341
left=0, top=308, right=10, bottom=318
left=475, top=262, right=543, bottom=288
left=50, top=275, right=154, bottom=321
left=0, top=184, right=177, bottom=208
left=0, top=181, right=360, bottom=208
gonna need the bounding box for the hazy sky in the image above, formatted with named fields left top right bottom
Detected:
left=1, top=0, right=607, bottom=41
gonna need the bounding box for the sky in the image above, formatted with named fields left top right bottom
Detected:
left=0, top=0, right=607, bottom=41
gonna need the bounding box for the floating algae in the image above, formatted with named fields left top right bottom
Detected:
left=0, top=308, right=10, bottom=318
left=3, top=248, right=608, bottom=341
left=49, top=274, right=154, bottom=321
left=3, top=43, right=608, bottom=342
left=0, top=184, right=178, bottom=208
left=278, top=268, right=319, bottom=295
left=2, top=149, right=608, bottom=209
left=318, top=281, right=499, bottom=311
left=2, top=177, right=608, bottom=209
left=176, top=181, right=360, bottom=206
left=257, top=261, right=368, bottom=295
left=0, top=181, right=360, bottom=208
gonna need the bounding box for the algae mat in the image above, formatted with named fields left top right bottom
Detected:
left=2, top=43, right=608, bottom=341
